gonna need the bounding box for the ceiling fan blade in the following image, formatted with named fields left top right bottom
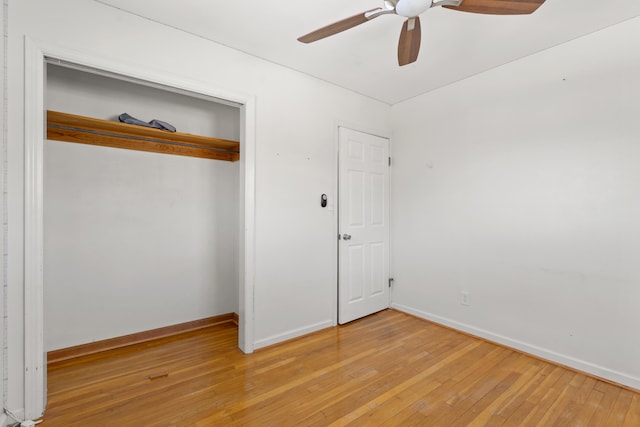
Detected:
left=442, top=0, right=546, bottom=15
left=298, top=9, right=382, bottom=43
left=398, top=17, right=421, bottom=66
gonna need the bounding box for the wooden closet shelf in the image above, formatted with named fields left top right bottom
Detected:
left=47, top=110, right=240, bottom=162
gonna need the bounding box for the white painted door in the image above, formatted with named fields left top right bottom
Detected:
left=339, top=127, right=390, bottom=324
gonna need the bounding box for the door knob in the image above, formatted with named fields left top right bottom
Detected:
left=343, top=234, right=352, bottom=240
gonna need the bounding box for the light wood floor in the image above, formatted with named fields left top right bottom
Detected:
left=41, top=309, right=640, bottom=426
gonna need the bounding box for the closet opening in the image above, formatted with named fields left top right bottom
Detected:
left=44, top=63, right=244, bottom=364
left=23, top=41, right=256, bottom=419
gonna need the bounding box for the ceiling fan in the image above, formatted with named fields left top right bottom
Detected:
left=298, top=0, right=546, bottom=66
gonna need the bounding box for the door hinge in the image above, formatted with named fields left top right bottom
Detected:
left=388, top=156, right=391, bottom=166
left=389, top=278, right=395, bottom=287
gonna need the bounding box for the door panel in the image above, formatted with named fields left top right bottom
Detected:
left=339, top=127, right=390, bottom=324
left=370, top=242, right=385, bottom=296
left=348, top=245, right=365, bottom=302
left=348, top=170, right=365, bottom=226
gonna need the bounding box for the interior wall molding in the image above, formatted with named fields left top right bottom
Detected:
left=47, top=313, right=238, bottom=365
left=253, top=319, right=333, bottom=350
left=24, top=36, right=46, bottom=421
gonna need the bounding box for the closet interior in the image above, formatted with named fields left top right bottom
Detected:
left=44, top=63, right=242, bottom=357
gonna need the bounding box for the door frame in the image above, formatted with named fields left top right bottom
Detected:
left=23, top=37, right=256, bottom=419
left=334, top=124, right=392, bottom=325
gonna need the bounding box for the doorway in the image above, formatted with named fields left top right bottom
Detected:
left=23, top=39, right=256, bottom=420
left=338, top=127, right=390, bottom=324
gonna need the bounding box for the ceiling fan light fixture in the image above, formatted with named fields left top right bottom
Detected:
left=395, top=0, right=433, bottom=18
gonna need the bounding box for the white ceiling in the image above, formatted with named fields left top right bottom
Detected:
left=96, top=0, right=640, bottom=105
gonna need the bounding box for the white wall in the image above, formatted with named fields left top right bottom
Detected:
left=44, top=66, right=240, bottom=351
left=6, top=0, right=390, bottom=416
left=390, top=17, right=640, bottom=389
left=44, top=143, right=239, bottom=350
left=46, top=64, right=241, bottom=140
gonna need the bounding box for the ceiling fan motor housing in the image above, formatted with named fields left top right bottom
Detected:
left=395, top=0, right=433, bottom=17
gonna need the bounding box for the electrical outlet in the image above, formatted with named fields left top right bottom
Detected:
left=460, top=291, right=470, bottom=306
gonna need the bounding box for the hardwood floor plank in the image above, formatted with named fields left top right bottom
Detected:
left=535, top=374, right=590, bottom=426
left=587, top=381, right=622, bottom=426
left=326, top=341, right=483, bottom=426
left=623, top=393, right=640, bottom=427
left=512, top=367, right=574, bottom=424
left=428, top=351, right=522, bottom=425
left=607, top=389, right=636, bottom=426
left=491, top=362, right=556, bottom=424
left=552, top=376, right=598, bottom=427
left=464, top=362, right=545, bottom=426
left=289, top=334, right=461, bottom=425
left=295, top=326, right=472, bottom=425
left=39, top=309, right=640, bottom=426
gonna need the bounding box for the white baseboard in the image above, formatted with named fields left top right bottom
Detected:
left=253, top=319, right=333, bottom=350
left=392, top=303, right=640, bottom=391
